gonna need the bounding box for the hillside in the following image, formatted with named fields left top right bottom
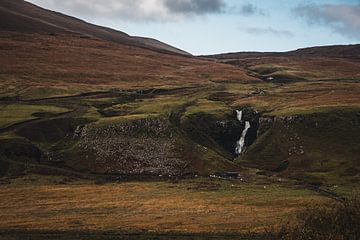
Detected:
left=206, top=44, right=360, bottom=82
left=0, top=1, right=257, bottom=96
left=0, top=32, right=255, bottom=93
left=0, top=0, right=190, bottom=55
left=0, top=0, right=257, bottom=178
left=0, top=0, right=360, bottom=238
left=0, top=0, right=359, bottom=181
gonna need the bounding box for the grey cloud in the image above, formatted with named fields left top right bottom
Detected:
left=293, top=3, right=360, bottom=40
left=28, top=0, right=226, bottom=22
left=239, top=3, right=264, bottom=16
left=164, top=0, right=225, bottom=14
left=246, top=27, right=294, bottom=38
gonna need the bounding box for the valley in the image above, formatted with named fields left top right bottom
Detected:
left=0, top=80, right=359, bottom=238
left=0, top=0, right=360, bottom=239
left=1, top=81, right=359, bottom=183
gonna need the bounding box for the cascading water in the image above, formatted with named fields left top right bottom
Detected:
left=235, top=110, right=251, bottom=155
left=236, top=110, right=243, bottom=121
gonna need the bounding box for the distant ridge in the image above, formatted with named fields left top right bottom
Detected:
left=204, top=44, right=360, bottom=59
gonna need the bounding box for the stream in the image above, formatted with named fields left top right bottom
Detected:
left=235, top=110, right=251, bottom=154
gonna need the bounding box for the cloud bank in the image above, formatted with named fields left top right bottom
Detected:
left=293, top=3, right=360, bottom=40
left=28, top=0, right=265, bottom=22
left=238, top=3, right=264, bottom=16
left=164, top=0, right=225, bottom=15
left=29, top=0, right=226, bottom=22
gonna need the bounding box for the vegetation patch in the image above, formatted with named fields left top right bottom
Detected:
left=0, top=177, right=326, bottom=234
left=0, top=138, right=42, bottom=165
left=0, top=104, right=69, bottom=128
left=276, top=196, right=360, bottom=240
left=15, top=118, right=90, bottom=144
left=183, top=99, right=231, bottom=118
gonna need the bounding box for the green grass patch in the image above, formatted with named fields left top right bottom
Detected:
left=268, top=105, right=360, bottom=116
left=129, top=95, right=190, bottom=115
left=0, top=104, right=69, bottom=128
left=184, top=99, right=231, bottom=118
left=248, top=64, right=295, bottom=75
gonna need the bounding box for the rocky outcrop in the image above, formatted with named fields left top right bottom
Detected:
left=76, top=118, right=186, bottom=175
left=182, top=108, right=260, bottom=159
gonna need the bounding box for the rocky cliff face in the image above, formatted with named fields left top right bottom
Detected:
left=75, top=118, right=186, bottom=175
left=180, top=109, right=260, bottom=159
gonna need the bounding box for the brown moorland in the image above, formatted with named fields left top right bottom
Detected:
left=0, top=32, right=256, bottom=92
left=0, top=176, right=326, bottom=235
left=206, top=45, right=360, bottom=82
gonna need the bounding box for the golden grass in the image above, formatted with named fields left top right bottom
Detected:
left=243, top=57, right=360, bottom=81
left=231, top=82, right=360, bottom=115
left=117, top=95, right=190, bottom=116
left=0, top=33, right=256, bottom=91
left=0, top=177, right=326, bottom=234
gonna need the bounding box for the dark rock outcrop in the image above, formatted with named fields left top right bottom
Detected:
left=76, top=118, right=186, bottom=175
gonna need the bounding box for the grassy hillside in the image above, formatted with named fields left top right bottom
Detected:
left=0, top=80, right=359, bottom=187
left=0, top=32, right=256, bottom=93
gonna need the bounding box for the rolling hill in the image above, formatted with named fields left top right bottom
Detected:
left=206, top=44, right=360, bottom=82
left=0, top=1, right=256, bottom=96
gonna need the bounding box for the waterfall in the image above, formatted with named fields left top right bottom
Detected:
left=236, top=110, right=243, bottom=121
left=235, top=110, right=251, bottom=155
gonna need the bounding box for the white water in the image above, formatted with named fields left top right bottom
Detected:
left=236, top=110, right=243, bottom=121
left=235, top=110, right=251, bottom=155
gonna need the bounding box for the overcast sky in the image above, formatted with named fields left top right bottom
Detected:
left=27, top=0, right=360, bottom=55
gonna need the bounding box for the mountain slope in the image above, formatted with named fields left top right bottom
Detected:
left=0, top=32, right=256, bottom=92
left=0, top=0, right=189, bottom=55
left=0, top=0, right=257, bottom=93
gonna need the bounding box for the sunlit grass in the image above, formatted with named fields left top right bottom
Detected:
left=0, top=176, right=326, bottom=234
